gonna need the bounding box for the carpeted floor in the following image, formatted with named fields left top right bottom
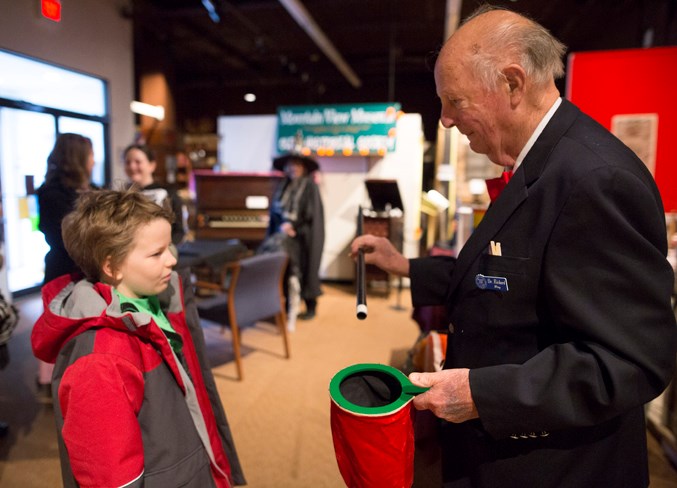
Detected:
left=1, top=283, right=676, bottom=487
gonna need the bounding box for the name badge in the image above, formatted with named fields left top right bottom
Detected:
left=475, top=274, right=509, bottom=292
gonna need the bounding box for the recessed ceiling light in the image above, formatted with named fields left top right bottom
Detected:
left=244, top=93, right=256, bottom=102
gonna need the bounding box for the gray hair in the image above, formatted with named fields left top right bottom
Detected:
left=462, top=5, right=567, bottom=90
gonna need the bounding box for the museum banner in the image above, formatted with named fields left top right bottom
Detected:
left=277, top=103, right=401, bottom=157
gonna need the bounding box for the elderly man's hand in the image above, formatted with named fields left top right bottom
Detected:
left=409, top=369, right=479, bottom=423
left=349, top=234, right=410, bottom=277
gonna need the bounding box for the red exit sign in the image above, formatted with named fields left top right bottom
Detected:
left=41, top=0, right=62, bottom=22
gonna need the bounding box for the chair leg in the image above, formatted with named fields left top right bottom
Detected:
left=226, top=285, right=244, bottom=380
left=229, top=321, right=243, bottom=381
left=276, top=312, right=291, bottom=359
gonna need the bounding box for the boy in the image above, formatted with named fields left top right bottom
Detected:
left=32, top=189, right=234, bottom=487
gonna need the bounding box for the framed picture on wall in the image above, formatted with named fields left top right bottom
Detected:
left=611, top=113, right=658, bottom=175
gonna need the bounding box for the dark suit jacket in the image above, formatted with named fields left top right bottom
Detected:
left=410, top=99, right=677, bottom=487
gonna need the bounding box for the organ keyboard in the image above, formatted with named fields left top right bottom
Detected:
left=194, top=171, right=283, bottom=246
left=206, top=214, right=270, bottom=228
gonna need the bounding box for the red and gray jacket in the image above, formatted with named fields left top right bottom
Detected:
left=32, top=273, right=233, bottom=488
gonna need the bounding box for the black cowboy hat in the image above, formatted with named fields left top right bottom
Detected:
left=272, top=153, right=320, bottom=173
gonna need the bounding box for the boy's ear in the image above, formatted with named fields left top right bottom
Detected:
left=101, top=256, right=118, bottom=282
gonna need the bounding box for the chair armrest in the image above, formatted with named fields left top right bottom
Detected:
left=194, top=280, right=223, bottom=291
left=194, top=260, right=242, bottom=293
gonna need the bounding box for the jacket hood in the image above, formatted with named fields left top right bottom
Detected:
left=32, top=272, right=183, bottom=363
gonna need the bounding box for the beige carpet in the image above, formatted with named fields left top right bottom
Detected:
left=210, top=283, right=419, bottom=487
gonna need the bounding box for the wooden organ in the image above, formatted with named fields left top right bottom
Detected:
left=194, top=171, right=282, bottom=247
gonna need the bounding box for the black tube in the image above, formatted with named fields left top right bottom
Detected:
left=356, top=206, right=367, bottom=320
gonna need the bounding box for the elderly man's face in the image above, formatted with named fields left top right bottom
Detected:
left=434, top=46, right=511, bottom=166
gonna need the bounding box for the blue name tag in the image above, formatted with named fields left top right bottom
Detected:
left=475, top=274, right=509, bottom=292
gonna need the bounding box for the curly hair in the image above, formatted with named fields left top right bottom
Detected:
left=44, top=133, right=93, bottom=190
left=62, top=189, right=174, bottom=282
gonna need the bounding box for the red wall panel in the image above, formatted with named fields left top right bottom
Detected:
left=566, top=47, right=677, bottom=211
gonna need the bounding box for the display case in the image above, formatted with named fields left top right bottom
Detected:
left=362, top=179, right=404, bottom=295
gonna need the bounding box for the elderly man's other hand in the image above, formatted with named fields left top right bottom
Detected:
left=409, top=369, right=479, bottom=423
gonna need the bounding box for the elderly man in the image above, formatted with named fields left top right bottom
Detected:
left=351, top=6, right=676, bottom=487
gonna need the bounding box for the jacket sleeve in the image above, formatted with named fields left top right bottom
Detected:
left=59, top=353, right=146, bottom=487
left=409, top=255, right=457, bottom=307
left=471, top=165, right=677, bottom=438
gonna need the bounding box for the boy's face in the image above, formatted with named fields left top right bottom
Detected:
left=112, top=218, right=176, bottom=298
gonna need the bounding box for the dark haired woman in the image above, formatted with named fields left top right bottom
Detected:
left=35, top=133, right=96, bottom=399
left=38, top=133, right=96, bottom=283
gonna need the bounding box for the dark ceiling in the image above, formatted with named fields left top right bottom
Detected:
left=128, top=0, right=677, bottom=141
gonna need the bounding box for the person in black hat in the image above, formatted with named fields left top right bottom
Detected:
left=266, top=153, right=325, bottom=320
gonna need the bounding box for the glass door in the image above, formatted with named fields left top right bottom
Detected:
left=0, top=49, right=109, bottom=294
left=0, top=108, right=55, bottom=292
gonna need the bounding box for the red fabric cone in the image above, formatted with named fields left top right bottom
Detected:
left=330, top=399, right=416, bottom=488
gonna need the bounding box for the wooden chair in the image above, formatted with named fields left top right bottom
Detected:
left=196, top=251, right=291, bottom=380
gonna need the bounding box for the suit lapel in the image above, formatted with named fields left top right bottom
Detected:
left=446, top=99, right=580, bottom=296
left=448, top=169, right=528, bottom=293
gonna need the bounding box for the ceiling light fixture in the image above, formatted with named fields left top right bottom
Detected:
left=277, top=0, right=362, bottom=88
left=244, top=93, right=256, bottom=102
left=201, top=0, right=221, bottom=23
left=130, top=101, right=165, bottom=121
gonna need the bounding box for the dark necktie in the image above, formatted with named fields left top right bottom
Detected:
left=485, top=169, right=514, bottom=202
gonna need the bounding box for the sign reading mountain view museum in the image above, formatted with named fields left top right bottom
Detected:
left=276, top=103, right=401, bottom=156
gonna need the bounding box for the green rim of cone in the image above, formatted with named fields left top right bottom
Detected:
left=329, top=363, right=427, bottom=416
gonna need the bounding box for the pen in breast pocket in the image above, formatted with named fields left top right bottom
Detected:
left=490, top=240, right=502, bottom=256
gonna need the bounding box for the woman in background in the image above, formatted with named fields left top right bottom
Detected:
left=35, top=133, right=96, bottom=399
left=123, top=143, right=186, bottom=245
left=268, top=153, right=325, bottom=320
left=38, top=133, right=95, bottom=283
